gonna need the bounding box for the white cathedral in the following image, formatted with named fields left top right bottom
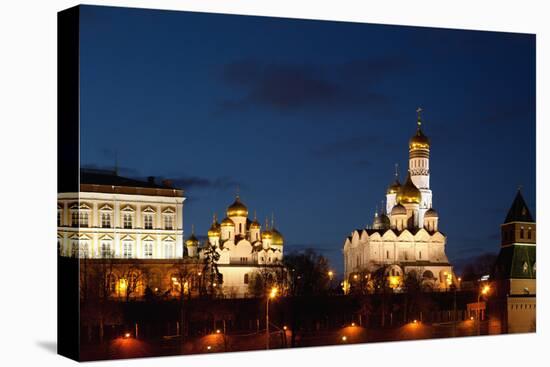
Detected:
left=343, top=110, right=454, bottom=291
left=185, top=196, right=284, bottom=297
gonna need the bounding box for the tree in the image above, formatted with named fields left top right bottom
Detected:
left=202, top=242, right=222, bottom=297
left=283, top=249, right=331, bottom=297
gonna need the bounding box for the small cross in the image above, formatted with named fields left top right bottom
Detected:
left=416, top=107, right=423, bottom=126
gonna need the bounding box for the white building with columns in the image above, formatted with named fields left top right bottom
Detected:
left=58, top=169, right=185, bottom=259
left=343, top=110, right=454, bottom=291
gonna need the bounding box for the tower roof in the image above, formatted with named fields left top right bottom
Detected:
left=504, top=190, right=534, bottom=223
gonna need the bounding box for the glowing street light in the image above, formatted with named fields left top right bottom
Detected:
left=266, top=286, right=279, bottom=349
left=351, top=322, right=356, bottom=327
left=207, top=345, right=212, bottom=351
left=216, top=329, right=221, bottom=334
left=477, top=284, right=491, bottom=335
left=124, top=332, right=131, bottom=338
left=341, top=335, right=347, bottom=342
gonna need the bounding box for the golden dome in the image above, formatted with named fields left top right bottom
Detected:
left=425, top=208, right=438, bottom=218
left=250, top=219, right=261, bottom=230
left=185, top=234, right=199, bottom=247
left=227, top=196, right=248, bottom=217
left=396, top=174, right=421, bottom=204
left=208, top=223, right=221, bottom=237
left=391, top=203, right=407, bottom=216
left=409, top=113, right=430, bottom=150
left=261, top=229, right=273, bottom=241
left=220, top=217, right=235, bottom=227
left=271, top=228, right=284, bottom=246
left=386, top=178, right=401, bottom=195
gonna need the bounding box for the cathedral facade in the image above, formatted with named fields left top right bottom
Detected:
left=343, top=111, right=454, bottom=291
left=185, top=196, right=285, bottom=297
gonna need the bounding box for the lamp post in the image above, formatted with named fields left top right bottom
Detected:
left=266, top=286, right=278, bottom=349
left=328, top=271, right=334, bottom=294
left=477, top=284, right=490, bottom=335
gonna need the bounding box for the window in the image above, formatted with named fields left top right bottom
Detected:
left=79, top=212, right=89, bottom=227
left=164, top=215, right=173, bottom=230
left=123, top=214, right=133, bottom=229
left=404, top=252, right=409, bottom=261
left=78, top=242, right=88, bottom=258
left=57, top=210, right=62, bottom=226
left=101, top=213, right=111, bottom=228
left=386, top=250, right=389, bottom=259
left=520, top=227, right=524, bottom=238
left=144, top=242, right=153, bottom=258
left=240, top=257, right=247, bottom=263
left=100, top=242, right=112, bottom=257
left=522, top=262, right=528, bottom=273
left=71, top=212, right=78, bottom=227
left=239, top=223, right=242, bottom=233
left=527, top=228, right=532, bottom=239
left=244, top=274, right=249, bottom=284
left=71, top=241, right=78, bottom=257
left=164, top=242, right=174, bottom=258
left=123, top=242, right=133, bottom=258
left=419, top=251, right=422, bottom=260
left=144, top=214, right=153, bottom=229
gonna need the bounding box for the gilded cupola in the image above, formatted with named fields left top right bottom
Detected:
left=396, top=173, right=421, bottom=204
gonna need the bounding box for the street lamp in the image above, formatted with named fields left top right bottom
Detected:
left=266, top=286, right=278, bottom=349
left=328, top=271, right=334, bottom=293
left=477, top=284, right=490, bottom=335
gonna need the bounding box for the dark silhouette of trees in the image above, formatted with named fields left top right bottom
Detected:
left=462, top=252, right=498, bottom=281
left=202, top=242, right=221, bottom=297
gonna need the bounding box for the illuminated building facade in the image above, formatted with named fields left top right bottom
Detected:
left=58, top=169, right=185, bottom=259
left=343, top=110, right=454, bottom=291
left=186, top=195, right=285, bottom=297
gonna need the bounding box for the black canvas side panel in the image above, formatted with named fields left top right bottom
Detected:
left=57, top=5, right=80, bottom=361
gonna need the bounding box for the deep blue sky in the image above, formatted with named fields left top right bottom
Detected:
left=79, top=5, right=536, bottom=275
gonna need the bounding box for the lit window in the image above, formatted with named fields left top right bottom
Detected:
left=522, top=262, right=528, bottom=273
left=78, top=212, right=89, bottom=227
left=164, top=242, right=174, bottom=258
left=101, top=213, right=111, bottom=228
left=144, top=242, right=153, bottom=258
left=123, top=214, right=133, bottom=229
left=123, top=242, right=133, bottom=258
left=144, top=214, right=153, bottom=229
left=164, top=215, right=174, bottom=230
left=100, top=242, right=112, bottom=257
left=71, top=212, right=78, bottom=227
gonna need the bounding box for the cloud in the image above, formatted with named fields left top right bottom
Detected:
left=217, top=56, right=409, bottom=114
left=169, top=175, right=244, bottom=191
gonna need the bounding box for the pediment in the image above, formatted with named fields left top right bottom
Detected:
left=162, top=207, right=176, bottom=214
left=121, top=205, right=135, bottom=212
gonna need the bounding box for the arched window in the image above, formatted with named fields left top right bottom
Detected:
left=520, top=227, right=524, bottom=238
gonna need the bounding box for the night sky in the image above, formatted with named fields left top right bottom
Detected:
left=79, top=5, right=536, bottom=275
